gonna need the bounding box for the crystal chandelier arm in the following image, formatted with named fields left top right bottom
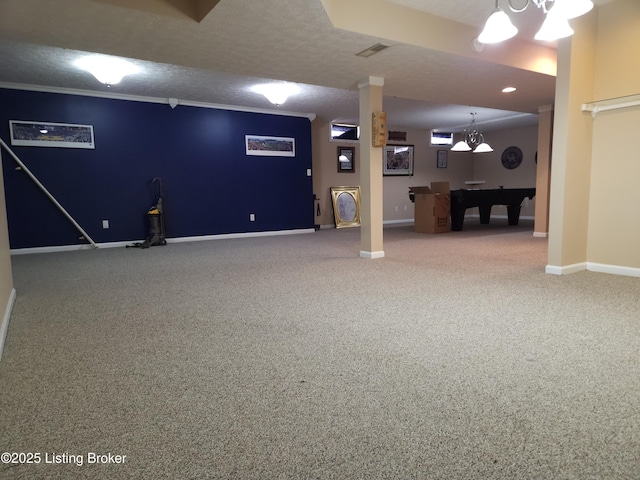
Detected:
left=465, top=113, right=482, bottom=146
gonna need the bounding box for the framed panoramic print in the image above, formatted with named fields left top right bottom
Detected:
left=383, top=144, right=414, bottom=176
left=9, top=120, right=95, bottom=149
left=245, top=135, right=295, bottom=157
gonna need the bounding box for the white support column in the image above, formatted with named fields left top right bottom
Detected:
left=358, top=76, right=385, bottom=259
left=534, top=104, right=553, bottom=238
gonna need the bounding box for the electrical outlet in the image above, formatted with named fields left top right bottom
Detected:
left=250, top=213, right=255, bottom=221
left=395, top=206, right=398, bottom=211
left=404, top=205, right=408, bottom=211
left=306, top=169, right=312, bottom=176
left=102, top=220, right=109, bottom=229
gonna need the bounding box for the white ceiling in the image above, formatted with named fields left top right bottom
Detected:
left=0, top=0, right=611, bottom=133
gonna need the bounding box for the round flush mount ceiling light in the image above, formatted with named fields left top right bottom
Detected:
left=251, top=83, right=299, bottom=106
left=74, top=55, right=141, bottom=86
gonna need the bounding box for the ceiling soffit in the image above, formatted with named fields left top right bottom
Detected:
left=91, top=0, right=221, bottom=22
left=320, top=0, right=557, bottom=76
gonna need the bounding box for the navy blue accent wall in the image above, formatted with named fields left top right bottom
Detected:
left=0, top=88, right=313, bottom=248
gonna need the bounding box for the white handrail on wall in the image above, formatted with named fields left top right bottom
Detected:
left=582, top=93, right=640, bottom=118
left=0, top=138, right=98, bottom=249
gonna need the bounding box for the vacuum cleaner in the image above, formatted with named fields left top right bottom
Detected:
left=127, top=177, right=167, bottom=248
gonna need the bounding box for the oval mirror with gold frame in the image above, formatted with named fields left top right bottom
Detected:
left=330, top=186, right=361, bottom=228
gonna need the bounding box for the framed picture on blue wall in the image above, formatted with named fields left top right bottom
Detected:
left=9, top=120, right=95, bottom=149
left=245, top=135, right=295, bottom=157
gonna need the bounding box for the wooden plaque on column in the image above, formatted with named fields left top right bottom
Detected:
left=372, top=111, right=387, bottom=147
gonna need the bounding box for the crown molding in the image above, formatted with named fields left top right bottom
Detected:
left=0, top=82, right=317, bottom=121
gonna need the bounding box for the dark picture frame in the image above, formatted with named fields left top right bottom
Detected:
left=383, top=144, right=414, bottom=176
left=337, top=146, right=355, bottom=172
left=437, top=150, right=448, bottom=168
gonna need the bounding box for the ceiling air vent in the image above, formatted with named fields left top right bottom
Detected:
left=355, top=43, right=390, bottom=58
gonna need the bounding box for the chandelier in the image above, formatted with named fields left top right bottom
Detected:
left=451, top=113, right=493, bottom=154
left=478, top=0, right=594, bottom=44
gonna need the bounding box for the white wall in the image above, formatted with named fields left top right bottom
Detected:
left=548, top=0, right=640, bottom=275
left=0, top=152, right=16, bottom=360
left=312, top=120, right=538, bottom=227
left=471, top=124, right=539, bottom=218
left=585, top=0, right=640, bottom=270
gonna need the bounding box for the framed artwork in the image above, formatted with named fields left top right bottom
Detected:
left=337, top=146, right=355, bottom=172
left=330, top=186, right=361, bottom=228
left=9, top=120, right=95, bottom=149
left=245, top=135, right=295, bottom=157
left=437, top=150, right=448, bottom=168
left=383, top=144, right=414, bottom=176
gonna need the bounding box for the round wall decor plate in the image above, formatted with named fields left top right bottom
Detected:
left=501, top=146, right=523, bottom=169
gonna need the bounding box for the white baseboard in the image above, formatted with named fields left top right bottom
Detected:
left=533, top=232, right=548, bottom=238
left=383, top=219, right=414, bottom=226
left=465, top=214, right=535, bottom=221
left=546, top=263, right=587, bottom=275
left=322, top=216, right=530, bottom=231
left=587, top=262, right=640, bottom=278
left=0, top=288, right=17, bottom=361
left=9, top=229, right=316, bottom=255
left=168, top=228, right=315, bottom=244
left=360, top=250, right=385, bottom=259
left=545, top=262, right=640, bottom=278
left=320, top=220, right=413, bottom=230
left=10, top=241, right=131, bottom=255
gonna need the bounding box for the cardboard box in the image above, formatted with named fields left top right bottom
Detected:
left=409, top=182, right=451, bottom=233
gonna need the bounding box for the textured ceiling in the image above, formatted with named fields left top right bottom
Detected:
left=0, top=0, right=610, bottom=132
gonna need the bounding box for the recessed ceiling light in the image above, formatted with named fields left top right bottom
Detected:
left=74, top=55, right=141, bottom=86
left=502, top=86, right=517, bottom=93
